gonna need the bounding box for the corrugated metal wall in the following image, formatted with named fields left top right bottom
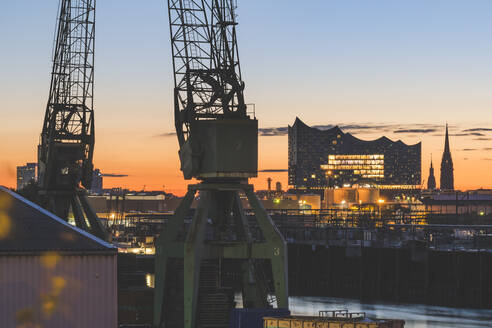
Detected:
left=0, top=254, right=117, bottom=328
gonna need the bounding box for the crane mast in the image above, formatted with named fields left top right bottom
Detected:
left=38, top=0, right=105, bottom=239
left=155, top=1, right=288, bottom=327
left=170, top=0, right=246, bottom=140
left=169, top=0, right=255, bottom=179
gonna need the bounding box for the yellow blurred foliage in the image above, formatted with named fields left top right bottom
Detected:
left=0, top=212, right=11, bottom=239
left=41, top=294, right=56, bottom=317
left=40, top=252, right=60, bottom=269
left=0, top=192, right=12, bottom=210
left=15, top=307, right=42, bottom=328
left=59, top=231, right=75, bottom=242
left=52, top=276, right=66, bottom=295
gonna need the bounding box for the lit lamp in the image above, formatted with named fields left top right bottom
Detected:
left=377, top=198, right=384, bottom=218
left=326, top=170, right=333, bottom=188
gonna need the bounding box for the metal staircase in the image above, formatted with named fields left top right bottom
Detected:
left=164, top=259, right=185, bottom=328
left=197, top=260, right=234, bottom=328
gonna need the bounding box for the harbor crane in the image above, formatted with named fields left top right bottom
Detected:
left=38, top=0, right=106, bottom=240
left=154, top=0, right=288, bottom=327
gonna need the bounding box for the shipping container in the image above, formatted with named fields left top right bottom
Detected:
left=263, top=311, right=404, bottom=328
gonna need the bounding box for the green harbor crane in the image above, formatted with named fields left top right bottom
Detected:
left=154, top=0, right=289, bottom=327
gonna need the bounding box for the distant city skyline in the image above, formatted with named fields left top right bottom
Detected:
left=2, top=1, right=492, bottom=195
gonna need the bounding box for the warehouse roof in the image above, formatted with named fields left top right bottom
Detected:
left=0, top=186, right=116, bottom=253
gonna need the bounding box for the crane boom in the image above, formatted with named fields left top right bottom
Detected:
left=169, top=0, right=247, bottom=145
left=169, top=0, right=255, bottom=180
left=39, top=0, right=95, bottom=187
left=38, top=0, right=105, bottom=239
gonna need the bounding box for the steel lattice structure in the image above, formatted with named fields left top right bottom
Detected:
left=155, top=1, right=288, bottom=327
left=169, top=0, right=247, bottom=146
left=37, top=0, right=105, bottom=239
left=39, top=0, right=95, bottom=190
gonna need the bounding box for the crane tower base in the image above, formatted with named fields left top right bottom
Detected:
left=154, top=182, right=289, bottom=328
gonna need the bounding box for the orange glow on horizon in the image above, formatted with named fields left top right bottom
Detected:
left=1, top=129, right=491, bottom=195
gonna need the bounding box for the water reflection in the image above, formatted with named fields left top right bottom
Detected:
left=290, top=296, right=492, bottom=328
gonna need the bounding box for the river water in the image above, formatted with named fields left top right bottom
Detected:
left=289, top=296, right=492, bottom=328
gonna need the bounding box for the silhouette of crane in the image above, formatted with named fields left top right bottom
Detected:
left=37, top=0, right=106, bottom=240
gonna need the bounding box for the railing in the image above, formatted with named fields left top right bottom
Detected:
left=319, top=310, right=365, bottom=319
left=109, top=210, right=492, bottom=252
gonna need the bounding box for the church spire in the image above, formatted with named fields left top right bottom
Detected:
left=440, top=124, right=454, bottom=190
left=444, top=123, right=450, bottom=154
left=427, top=154, right=436, bottom=190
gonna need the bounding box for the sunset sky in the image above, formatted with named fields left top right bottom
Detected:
left=1, top=0, right=492, bottom=195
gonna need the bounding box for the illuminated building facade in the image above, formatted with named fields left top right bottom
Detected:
left=288, top=118, right=421, bottom=189
left=322, top=154, right=385, bottom=180
left=16, top=163, right=37, bottom=191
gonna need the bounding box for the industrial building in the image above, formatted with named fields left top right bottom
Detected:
left=324, top=186, right=381, bottom=207
left=0, top=186, right=117, bottom=328
left=288, top=118, right=421, bottom=190
left=91, top=168, right=103, bottom=195
left=16, top=163, right=37, bottom=191
left=422, top=190, right=492, bottom=216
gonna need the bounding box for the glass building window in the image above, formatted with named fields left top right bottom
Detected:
left=321, top=154, right=385, bottom=179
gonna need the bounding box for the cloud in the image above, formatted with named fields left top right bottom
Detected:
left=463, top=128, right=492, bottom=132
left=312, top=124, right=394, bottom=132
left=343, top=124, right=392, bottom=130
left=258, top=127, right=288, bottom=136
left=259, top=123, right=444, bottom=137
left=394, top=128, right=438, bottom=134
left=158, top=121, right=489, bottom=139
left=474, top=137, right=492, bottom=141
left=155, top=132, right=176, bottom=137
left=259, top=169, right=288, bottom=172
left=483, top=158, right=492, bottom=161
left=460, top=148, right=492, bottom=152
left=158, top=124, right=413, bottom=137
left=102, top=173, right=129, bottom=178
left=453, top=132, right=485, bottom=137
left=434, top=132, right=486, bottom=137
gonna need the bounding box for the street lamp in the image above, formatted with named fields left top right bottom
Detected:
left=377, top=198, right=385, bottom=219
left=326, top=170, right=333, bottom=188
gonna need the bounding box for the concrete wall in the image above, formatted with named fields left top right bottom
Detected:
left=288, top=244, right=492, bottom=309
left=0, top=254, right=117, bottom=328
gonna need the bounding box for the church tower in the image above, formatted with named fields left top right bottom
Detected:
left=427, top=155, right=436, bottom=190
left=440, top=124, right=454, bottom=190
